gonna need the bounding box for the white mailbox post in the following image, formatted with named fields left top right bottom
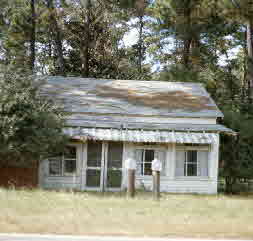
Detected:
left=152, top=158, right=162, bottom=200
left=152, top=158, right=162, bottom=172
left=125, top=158, right=137, bottom=170
left=125, top=158, right=136, bottom=197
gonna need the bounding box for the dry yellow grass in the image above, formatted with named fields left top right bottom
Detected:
left=1, top=188, right=253, bottom=239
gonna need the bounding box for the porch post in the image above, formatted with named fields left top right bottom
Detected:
left=210, top=133, right=220, bottom=194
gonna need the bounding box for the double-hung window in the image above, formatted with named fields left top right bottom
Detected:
left=135, top=149, right=154, bottom=176
left=48, top=146, right=77, bottom=176
left=135, top=148, right=166, bottom=176
left=175, top=147, right=209, bottom=177
left=184, top=150, right=198, bottom=176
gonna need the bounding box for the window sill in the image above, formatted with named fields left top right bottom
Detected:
left=136, top=175, right=166, bottom=179
left=47, top=174, right=78, bottom=178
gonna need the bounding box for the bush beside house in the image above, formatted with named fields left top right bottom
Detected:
left=0, top=71, right=68, bottom=188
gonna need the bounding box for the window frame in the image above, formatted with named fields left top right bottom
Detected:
left=48, top=145, right=78, bottom=177
left=184, top=150, right=198, bottom=177
left=140, top=149, right=154, bottom=176
left=48, top=156, right=63, bottom=177
left=175, top=145, right=210, bottom=178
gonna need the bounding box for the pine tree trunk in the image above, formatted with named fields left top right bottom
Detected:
left=242, top=30, right=248, bottom=104
left=225, top=177, right=233, bottom=194
left=54, top=23, right=65, bottom=76
left=81, top=0, right=91, bottom=78
left=182, top=2, right=192, bottom=69
left=246, top=19, right=253, bottom=101
left=30, top=0, right=36, bottom=73
left=137, top=15, right=144, bottom=75
left=47, top=0, right=65, bottom=76
left=183, top=38, right=192, bottom=69
left=190, top=35, right=200, bottom=70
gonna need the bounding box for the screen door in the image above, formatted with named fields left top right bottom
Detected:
left=86, top=141, right=123, bottom=191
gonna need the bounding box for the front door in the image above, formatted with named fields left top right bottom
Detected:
left=85, top=141, right=123, bottom=191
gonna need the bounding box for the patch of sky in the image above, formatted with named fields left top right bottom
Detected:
left=123, top=28, right=139, bottom=47
left=218, top=35, right=242, bottom=66
left=218, top=45, right=241, bottom=66
left=122, top=17, right=168, bottom=72
left=123, top=22, right=241, bottom=71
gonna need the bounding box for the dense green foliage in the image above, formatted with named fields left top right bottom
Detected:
left=0, top=0, right=253, bottom=192
left=0, top=71, right=67, bottom=164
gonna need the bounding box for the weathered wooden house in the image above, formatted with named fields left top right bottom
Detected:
left=38, top=76, right=232, bottom=194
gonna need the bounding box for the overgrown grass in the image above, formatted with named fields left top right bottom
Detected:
left=1, top=188, right=253, bottom=239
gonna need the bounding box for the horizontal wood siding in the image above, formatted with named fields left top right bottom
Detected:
left=67, top=116, right=217, bottom=127
left=135, top=178, right=217, bottom=194
left=42, top=177, right=81, bottom=190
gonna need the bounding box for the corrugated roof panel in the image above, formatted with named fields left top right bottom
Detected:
left=64, top=128, right=218, bottom=144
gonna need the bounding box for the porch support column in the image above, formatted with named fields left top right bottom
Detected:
left=209, top=133, right=220, bottom=194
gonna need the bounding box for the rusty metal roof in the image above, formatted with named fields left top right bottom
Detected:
left=39, top=76, right=223, bottom=119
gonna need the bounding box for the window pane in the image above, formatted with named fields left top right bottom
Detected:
left=145, top=150, right=154, bottom=163
left=65, top=146, right=76, bottom=159
left=49, top=157, right=62, bottom=175
left=187, top=163, right=197, bottom=176
left=64, top=159, right=76, bottom=175
left=107, top=142, right=123, bottom=168
left=176, top=151, right=185, bottom=177
left=107, top=170, right=122, bottom=188
left=187, top=150, right=197, bottom=163
left=87, top=141, right=102, bottom=167
left=136, top=162, right=142, bottom=175
left=86, top=169, right=100, bottom=187
left=144, top=163, right=152, bottom=175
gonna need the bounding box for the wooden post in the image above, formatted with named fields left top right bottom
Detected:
left=152, top=158, right=162, bottom=201
left=128, top=169, right=135, bottom=198
left=125, top=158, right=136, bottom=198
left=152, top=170, right=160, bottom=200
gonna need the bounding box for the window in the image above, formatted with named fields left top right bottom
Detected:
left=135, top=149, right=154, bottom=176
left=175, top=149, right=209, bottom=177
left=135, top=148, right=166, bottom=176
left=49, top=156, right=62, bottom=176
left=184, top=150, right=197, bottom=176
left=87, top=142, right=102, bottom=167
left=48, top=146, right=77, bottom=176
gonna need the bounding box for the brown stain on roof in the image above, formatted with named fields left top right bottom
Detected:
left=94, top=84, right=216, bottom=112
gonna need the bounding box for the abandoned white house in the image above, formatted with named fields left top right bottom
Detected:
left=37, top=76, right=232, bottom=194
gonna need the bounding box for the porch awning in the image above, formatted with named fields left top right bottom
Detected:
left=64, top=128, right=218, bottom=144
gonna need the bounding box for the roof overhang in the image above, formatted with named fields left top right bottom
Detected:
left=66, top=120, right=233, bottom=133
